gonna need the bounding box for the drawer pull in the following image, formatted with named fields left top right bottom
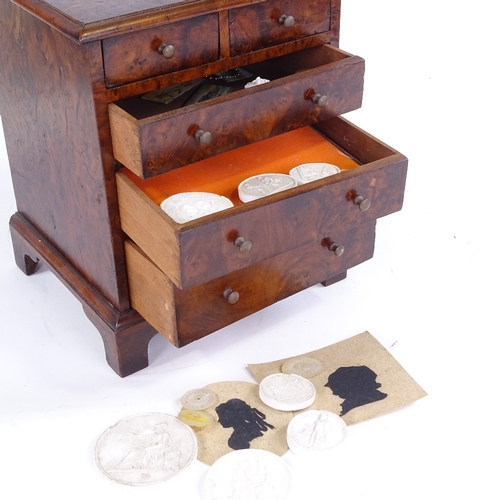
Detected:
left=158, top=43, right=175, bottom=59
left=312, top=93, right=328, bottom=108
left=223, top=288, right=240, bottom=304
left=278, top=14, right=295, bottom=28
left=195, top=129, right=212, bottom=146
left=234, top=236, right=253, bottom=253
left=354, top=195, right=371, bottom=212
left=328, top=242, right=345, bottom=257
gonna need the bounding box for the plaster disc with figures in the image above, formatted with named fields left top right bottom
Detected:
left=281, top=356, right=325, bottom=379
left=287, top=410, right=348, bottom=457
left=204, top=449, right=293, bottom=500
left=289, top=163, right=341, bottom=184
left=95, top=412, right=198, bottom=486
left=238, top=173, right=297, bottom=203
left=160, top=192, right=233, bottom=223
left=259, top=373, right=316, bottom=411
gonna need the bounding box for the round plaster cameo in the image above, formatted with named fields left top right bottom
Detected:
left=289, top=162, right=340, bottom=184
left=204, top=449, right=292, bottom=500
left=238, top=173, right=296, bottom=202
left=287, top=410, right=347, bottom=456
left=259, top=373, right=316, bottom=411
left=95, top=412, right=197, bottom=486
left=160, top=192, right=233, bottom=223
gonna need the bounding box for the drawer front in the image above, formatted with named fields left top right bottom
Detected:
left=125, top=221, right=376, bottom=346
left=109, top=45, right=364, bottom=178
left=229, top=0, right=331, bottom=56
left=103, top=14, right=219, bottom=87
left=176, top=157, right=406, bottom=289
left=116, top=118, right=407, bottom=290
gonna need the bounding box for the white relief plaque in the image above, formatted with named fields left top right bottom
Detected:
left=95, top=412, right=197, bottom=486
left=238, top=173, right=297, bottom=203
left=160, top=192, right=233, bottom=223
left=259, top=373, right=316, bottom=411
left=289, top=163, right=341, bottom=185
left=204, top=449, right=292, bottom=500
left=287, top=410, right=348, bottom=456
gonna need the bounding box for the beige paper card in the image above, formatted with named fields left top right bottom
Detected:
left=248, top=331, right=427, bottom=426
left=192, top=381, right=294, bottom=465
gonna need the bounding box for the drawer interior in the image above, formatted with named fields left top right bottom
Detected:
left=119, top=125, right=360, bottom=209
left=116, top=117, right=407, bottom=290
left=111, top=45, right=357, bottom=121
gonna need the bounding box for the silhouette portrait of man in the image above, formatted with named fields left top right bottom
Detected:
left=215, top=398, right=275, bottom=450
left=324, top=365, right=387, bottom=416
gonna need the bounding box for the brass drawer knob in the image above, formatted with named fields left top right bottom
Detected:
left=312, top=93, right=328, bottom=108
left=354, top=195, right=371, bottom=211
left=195, top=129, right=212, bottom=146
left=223, top=288, right=240, bottom=304
left=328, top=242, right=345, bottom=257
left=278, top=14, right=295, bottom=28
left=234, top=236, right=252, bottom=253
left=158, top=43, right=175, bottom=59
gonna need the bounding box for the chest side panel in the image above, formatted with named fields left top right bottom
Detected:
left=0, top=1, right=128, bottom=308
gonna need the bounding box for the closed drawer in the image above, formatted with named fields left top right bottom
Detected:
left=102, top=14, right=219, bottom=87
left=229, top=0, right=331, bottom=56
left=115, top=118, right=408, bottom=290
left=124, top=220, right=376, bottom=346
left=108, top=45, right=364, bottom=178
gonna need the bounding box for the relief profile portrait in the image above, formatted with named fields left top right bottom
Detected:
left=324, top=365, right=387, bottom=416
left=215, top=398, right=275, bottom=450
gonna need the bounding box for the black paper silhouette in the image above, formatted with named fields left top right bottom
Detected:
left=215, top=398, right=275, bottom=450
left=325, top=365, right=387, bottom=416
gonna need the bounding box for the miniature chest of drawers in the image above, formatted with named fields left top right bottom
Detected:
left=0, top=0, right=407, bottom=376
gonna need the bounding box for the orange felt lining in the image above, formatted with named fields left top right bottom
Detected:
left=121, top=126, right=360, bottom=206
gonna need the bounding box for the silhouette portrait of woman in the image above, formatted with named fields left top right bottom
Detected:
left=215, top=398, right=275, bottom=450
left=324, top=365, right=387, bottom=416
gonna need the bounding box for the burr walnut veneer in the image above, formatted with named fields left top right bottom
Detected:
left=0, top=0, right=407, bottom=376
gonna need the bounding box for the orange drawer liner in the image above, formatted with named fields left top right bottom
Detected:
left=121, top=126, right=359, bottom=206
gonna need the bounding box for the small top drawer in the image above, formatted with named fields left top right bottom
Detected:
left=103, top=14, right=219, bottom=87
left=229, top=0, right=331, bottom=56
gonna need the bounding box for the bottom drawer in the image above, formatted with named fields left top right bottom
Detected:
left=125, top=221, right=376, bottom=347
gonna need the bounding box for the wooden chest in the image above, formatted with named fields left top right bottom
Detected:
left=0, top=0, right=407, bottom=376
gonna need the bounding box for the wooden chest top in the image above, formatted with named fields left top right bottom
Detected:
left=12, top=0, right=266, bottom=41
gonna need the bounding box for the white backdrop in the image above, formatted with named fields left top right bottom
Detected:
left=1, top=1, right=499, bottom=498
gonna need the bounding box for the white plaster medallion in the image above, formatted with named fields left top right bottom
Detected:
left=259, top=373, right=316, bottom=411
left=289, top=162, right=341, bottom=184
left=160, top=192, right=233, bottom=223
left=204, top=449, right=292, bottom=500
left=238, top=173, right=297, bottom=203
left=95, top=412, right=197, bottom=486
left=287, top=410, right=347, bottom=456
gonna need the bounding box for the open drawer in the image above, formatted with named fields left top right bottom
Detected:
left=124, top=220, right=376, bottom=347
left=108, top=45, right=365, bottom=178
left=116, top=118, right=408, bottom=290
